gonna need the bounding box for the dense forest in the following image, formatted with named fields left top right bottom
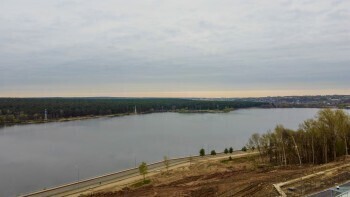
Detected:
left=247, top=109, right=350, bottom=165
left=0, top=98, right=266, bottom=125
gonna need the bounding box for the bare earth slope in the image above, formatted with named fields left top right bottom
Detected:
left=81, top=155, right=350, bottom=197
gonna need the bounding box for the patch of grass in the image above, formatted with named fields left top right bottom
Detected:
left=131, top=179, right=151, bottom=188
left=220, top=160, right=229, bottom=164
left=220, top=156, right=234, bottom=164
left=207, top=162, right=221, bottom=168
left=228, top=155, right=259, bottom=164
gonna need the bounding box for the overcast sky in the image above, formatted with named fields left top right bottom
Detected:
left=1, top=0, right=349, bottom=97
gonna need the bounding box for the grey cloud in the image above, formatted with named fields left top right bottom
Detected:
left=0, top=0, right=349, bottom=96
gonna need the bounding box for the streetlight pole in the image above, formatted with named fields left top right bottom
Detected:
left=75, top=165, right=80, bottom=182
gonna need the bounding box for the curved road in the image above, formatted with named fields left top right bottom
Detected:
left=22, top=151, right=257, bottom=197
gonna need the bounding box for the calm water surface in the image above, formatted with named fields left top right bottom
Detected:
left=1, top=108, right=348, bottom=196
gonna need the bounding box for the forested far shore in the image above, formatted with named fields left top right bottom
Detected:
left=247, top=108, right=350, bottom=165
left=0, top=98, right=267, bottom=125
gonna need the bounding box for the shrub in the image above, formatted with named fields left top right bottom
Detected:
left=229, top=147, right=233, bottom=153
left=224, top=148, right=229, bottom=154
left=199, top=148, right=205, bottom=156
left=241, top=146, right=247, bottom=152
left=138, top=162, right=148, bottom=180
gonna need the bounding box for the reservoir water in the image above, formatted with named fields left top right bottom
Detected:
left=1, top=108, right=349, bottom=196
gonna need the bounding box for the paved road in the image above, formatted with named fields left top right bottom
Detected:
left=22, top=151, right=256, bottom=197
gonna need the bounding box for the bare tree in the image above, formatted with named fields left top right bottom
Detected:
left=247, top=109, right=350, bottom=166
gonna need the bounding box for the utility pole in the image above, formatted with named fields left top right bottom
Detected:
left=75, top=165, right=80, bottom=181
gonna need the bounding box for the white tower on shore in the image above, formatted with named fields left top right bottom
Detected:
left=44, top=109, right=48, bottom=121
left=134, top=105, right=137, bottom=114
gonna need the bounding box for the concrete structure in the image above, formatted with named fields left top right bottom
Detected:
left=330, top=186, right=350, bottom=197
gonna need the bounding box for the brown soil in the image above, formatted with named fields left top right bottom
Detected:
left=82, top=156, right=350, bottom=197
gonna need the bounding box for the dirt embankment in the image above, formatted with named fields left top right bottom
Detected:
left=82, top=156, right=350, bottom=197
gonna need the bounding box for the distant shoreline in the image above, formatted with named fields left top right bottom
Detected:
left=1, top=106, right=347, bottom=128
left=0, top=109, right=235, bottom=127
left=1, top=112, right=136, bottom=127
left=175, top=108, right=234, bottom=113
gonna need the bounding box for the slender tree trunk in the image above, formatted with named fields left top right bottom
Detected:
left=312, top=135, right=315, bottom=164
left=269, top=146, right=273, bottom=163
left=257, top=146, right=263, bottom=162
left=333, top=140, right=337, bottom=161
left=344, top=137, right=348, bottom=160
left=324, top=136, right=328, bottom=163
left=281, top=140, right=287, bottom=165
left=280, top=151, right=283, bottom=165
left=275, top=147, right=278, bottom=164
left=291, top=135, right=302, bottom=166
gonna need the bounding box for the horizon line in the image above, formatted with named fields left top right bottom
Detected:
left=1, top=89, right=350, bottom=98
left=1, top=94, right=349, bottom=99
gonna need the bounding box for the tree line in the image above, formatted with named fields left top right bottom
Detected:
left=0, top=98, right=266, bottom=125
left=247, top=109, right=350, bottom=165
